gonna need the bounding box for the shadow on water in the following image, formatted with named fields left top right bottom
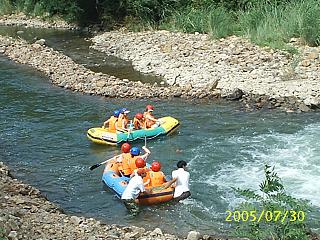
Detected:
left=0, top=25, right=164, bottom=85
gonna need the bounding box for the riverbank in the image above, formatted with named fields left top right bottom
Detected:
left=91, top=30, right=320, bottom=112
left=1, top=14, right=320, bottom=112
left=0, top=13, right=78, bottom=29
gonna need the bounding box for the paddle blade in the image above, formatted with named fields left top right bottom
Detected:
left=89, top=163, right=101, bottom=171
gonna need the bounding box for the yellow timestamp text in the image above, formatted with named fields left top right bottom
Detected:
left=226, top=210, right=305, bottom=223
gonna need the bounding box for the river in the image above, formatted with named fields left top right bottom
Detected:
left=0, top=26, right=319, bottom=236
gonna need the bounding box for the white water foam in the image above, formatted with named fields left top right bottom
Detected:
left=204, top=123, right=320, bottom=208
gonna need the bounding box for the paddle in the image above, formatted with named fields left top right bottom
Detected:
left=126, top=120, right=134, bottom=142
left=89, top=154, right=121, bottom=171
left=144, top=135, right=147, bottom=147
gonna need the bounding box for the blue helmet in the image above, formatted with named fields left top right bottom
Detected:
left=130, top=147, right=140, bottom=156
left=121, top=108, right=128, bottom=113
left=113, top=110, right=120, bottom=117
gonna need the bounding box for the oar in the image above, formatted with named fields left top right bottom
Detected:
left=144, top=135, right=147, bottom=147
left=89, top=154, right=120, bottom=171
left=126, top=120, right=133, bottom=142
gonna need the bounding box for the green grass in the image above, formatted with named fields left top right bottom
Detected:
left=160, top=7, right=210, bottom=33
left=0, top=227, right=7, bottom=240
left=159, top=0, right=320, bottom=51
left=0, top=0, right=14, bottom=15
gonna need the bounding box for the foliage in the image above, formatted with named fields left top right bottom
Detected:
left=296, top=0, right=320, bottom=46
left=208, top=6, right=235, bottom=38
left=0, top=0, right=14, bottom=14
left=1, top=0, right=320, bottom=48
left=232, top=165, right=312, bottom=240
left=0, top=227, right=7, bottom=240
left=161, top=7, right=210, bottom=33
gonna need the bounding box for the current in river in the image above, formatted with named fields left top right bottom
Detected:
left=0, top=26, right=319, bottom=236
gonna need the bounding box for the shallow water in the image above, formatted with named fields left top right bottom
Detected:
left=1, top=28, right=320, bottom=236
left=0, top=25, right=163, bottom=84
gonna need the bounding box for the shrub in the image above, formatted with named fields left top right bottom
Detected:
left=0, top=0, right=14, bottom=14
left=232, top=165, right=312, bottom=240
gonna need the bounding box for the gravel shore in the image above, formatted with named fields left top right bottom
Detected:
left=1, top=14, right=320, bottom=111
left=91, top=30, right=320, bottom=112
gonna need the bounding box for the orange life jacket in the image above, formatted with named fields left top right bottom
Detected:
left=119, top=154, right=138, bottom=176
left=149, top=171, right=165, bottom=187
left=108, top=116, right=118, bottom=132
left=136, top=166, right=151, bottom=186
left=117, top=153, right=130, bottom=175
left=133, top=117, right=145, bottom=129
left=143, top=112, right=156, bottom=129
left=117, top=115, right=129, bottom=129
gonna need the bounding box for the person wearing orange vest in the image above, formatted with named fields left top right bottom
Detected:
left=116, top=108, right=130, bottom=132
left=119, top=146, right=151, bottom=177
left=143, top=105, right=160, bottom=129
left=133, top=113, right=146, bottom=130
left=132, top=157, right=151, bottom=186
left=148, top=161, right=166, bottom=187
left=116, top=142, right=132, bottom=173
left=103, top=110, right=120, bottom=132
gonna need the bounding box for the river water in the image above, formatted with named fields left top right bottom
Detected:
left=0, top=26, right=319, bottom=236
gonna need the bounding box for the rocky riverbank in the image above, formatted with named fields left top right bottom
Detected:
left=91, top=30, right=320, bottom=112
left=0, top=13, right=78, bottom=29
left=1, top=14, right=320, bottom=111
left=1, top=161, right=236, bottom=240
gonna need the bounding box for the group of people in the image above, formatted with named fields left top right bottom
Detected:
left=114, top=142, right=191, bottom=214
left=103, top=104, right=160, bottom=133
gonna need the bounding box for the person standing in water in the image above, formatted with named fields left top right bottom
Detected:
left=164, top=160, right=191, bottom=202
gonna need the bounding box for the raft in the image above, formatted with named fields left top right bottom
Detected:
left=102, top=160, right=174, bottom=205
left=87, top=116, right=179, bottom=145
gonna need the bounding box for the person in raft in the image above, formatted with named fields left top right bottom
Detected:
left=121, top=168, right=151, bottom=215
left=143, top=105, right=160, bottom=129
left=164, top=160, right=191, bottom=202
left=130, top=157, right=151, bottom=186
left=115, top=142, right=131, bottom=166
left=147, top=161, right=167, bottom=187
left=102, top=110, right=120, bottom=132
left=116, top=108, right=130, bottom=132
left=118, top=146, right=151, bottom=177
left=133, top=113, right=146, bottom=130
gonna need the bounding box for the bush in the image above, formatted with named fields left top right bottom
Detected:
left=232, top=165, right=312, bottom=240
left=208, top=6, right=235, bottom=38
left=0, top=0, right=14, bottom=14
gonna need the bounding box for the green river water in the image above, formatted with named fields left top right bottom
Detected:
left=0, top=26, right=319, bottom=236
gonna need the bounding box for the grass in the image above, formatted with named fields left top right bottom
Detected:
left=0, top=0, right=14, bottom=15
left=1, top=0, right=319, bottom=50
left=159, top=0, right=320, bottom=51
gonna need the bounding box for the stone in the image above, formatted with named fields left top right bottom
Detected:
left=187, top=231, right=201, bottom=240
left=34, top=39, right=46, bottom=45
left=8, top=231, right=18, bottom=240
left=300, top=60, right=311, bottom=67
left=150, top=228, right=163, bottom=236
left=70, top=216, right=82, bottom=225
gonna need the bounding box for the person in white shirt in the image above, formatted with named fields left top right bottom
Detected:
left=121, top=168, right=151, bottom=215
left=164, top=160, right=191, bottom=202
